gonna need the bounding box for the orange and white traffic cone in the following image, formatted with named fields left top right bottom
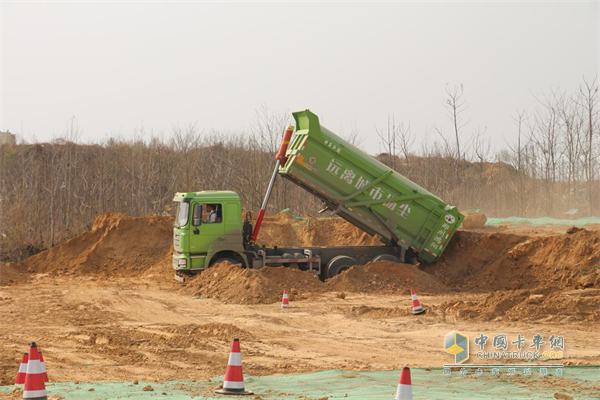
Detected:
left=38, top=351, right=48, bottom=383
left=23, top=342, right=47, bottom=399
left=15, top=353, right=28, bottom=386
left=394, top=366, right=412, bottom=400
left=411, top=289, right=426, bottom=315
left=281, top=289, right=290, bottom=308
left=215, top=338, right=253, bottom=396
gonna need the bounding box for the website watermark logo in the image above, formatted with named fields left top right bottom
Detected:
left=442, top=331, right=565, bottom=377
left=444, top=331, right=469, bottom=364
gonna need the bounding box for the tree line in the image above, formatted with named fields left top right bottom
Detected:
left=1, top=81, right=598, bottom=261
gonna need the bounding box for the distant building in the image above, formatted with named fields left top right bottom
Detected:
left=0, top=131, right=16, bottom=146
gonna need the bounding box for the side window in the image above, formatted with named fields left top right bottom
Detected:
left=192, top=203, right=202, bottom=226
left=202, top=203, right=223, bottom=224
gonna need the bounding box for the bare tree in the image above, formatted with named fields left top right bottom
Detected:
left=576, top=76, right=599, bottom=214
left=339, top=120, right=364, bottom=147
left=397, top=122, right=414, bottom=165
left=376, top=114, right=400, bottom=169
left=444, top=84, right=469, bottom=165
left=507, top=110, right=530, bottom=214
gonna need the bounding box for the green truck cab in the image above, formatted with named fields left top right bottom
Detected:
left=172, top=191, right=248, bottom=272
left=173, top=110, right=463, bottom=280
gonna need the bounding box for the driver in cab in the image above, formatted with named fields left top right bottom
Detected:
left=206, top=204, right=218, bottom=223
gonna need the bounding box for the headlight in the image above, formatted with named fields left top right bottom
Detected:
left=178, top=258, right=187, bottom=267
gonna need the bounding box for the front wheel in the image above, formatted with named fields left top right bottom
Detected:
left=326, top=255, right=358, bottom=279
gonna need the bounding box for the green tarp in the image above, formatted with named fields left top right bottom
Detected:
left=3, top=367, right=598, bottom=399
left=485, top=216, right=600, bottom=227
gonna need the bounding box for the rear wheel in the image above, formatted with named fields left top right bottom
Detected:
left=372, top=254, right=401, bottom=263
left=326, top=255, right=358, bottom=279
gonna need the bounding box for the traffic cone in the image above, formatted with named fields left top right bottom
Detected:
left=15, top=353, right=28, bottom=385
left=215, top=338, right=253, bottom=396
left=411, top=289, right=426, bottom=315
left=281, top=289, right=290, bottom=308
left=23, top=342, right=47, bottom=399
left=394, top=367, right=412, bottom=400
left=38, top=351, right=48, bottom=383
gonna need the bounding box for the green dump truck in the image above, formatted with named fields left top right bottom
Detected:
left=172, top=110, right=463, bottom=281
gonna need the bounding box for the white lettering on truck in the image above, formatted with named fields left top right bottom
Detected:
left=326, top=159, right=342, bottom=176
left=325, top=158, right=412, bottom=220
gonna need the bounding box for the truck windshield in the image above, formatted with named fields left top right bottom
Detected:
left=174, top=202, right=189, bottom=227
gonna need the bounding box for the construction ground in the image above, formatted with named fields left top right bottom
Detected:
left=0, top=212, right=599, bottom=399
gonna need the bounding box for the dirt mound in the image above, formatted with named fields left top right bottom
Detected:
left=183, top=262, right=324, bottom=304
left=18, top=212, right=173, bottom=278
left=256, top=211, right=380, bottom=247
left=167, top=323, right=251, bottom=341
left=328, top=261, right=448, bottom=294
left=461, top=211, right=487, bottom=228
left=0, top=262, right=27, bottom=285
left=441, top=288, right=599, bottom=324
left=347, top=305, right=412, bottom=318
left=295, top=216, right=381, bottom=246
left=425, top=228, right=600, bottom=291
left=184, top=261, right=447, bottom=304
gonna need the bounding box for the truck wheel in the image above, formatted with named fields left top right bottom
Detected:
left=372, top=254, right=401, bottom=263
left=326, top=255, right=358, bottom=279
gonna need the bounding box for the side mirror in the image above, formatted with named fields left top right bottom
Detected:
left=193, top=203, right=202, bottom=226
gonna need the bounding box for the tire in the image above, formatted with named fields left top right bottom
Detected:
left=372, top=254, right=401, bottom=263
left=326, top=255, right=358, bottom=279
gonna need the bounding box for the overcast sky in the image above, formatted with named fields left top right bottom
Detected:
left=1, top=1, right=598, bottom=155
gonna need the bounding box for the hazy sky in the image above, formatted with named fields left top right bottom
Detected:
left=1, top=1, right=598, bottom=155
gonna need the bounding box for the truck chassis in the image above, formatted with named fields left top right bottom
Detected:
left=245, top=244, right=406, bottom=279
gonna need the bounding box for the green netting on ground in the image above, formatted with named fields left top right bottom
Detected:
left=485, top=216, right=600, bottom=227
left=3, top=367, right=598, bottom=399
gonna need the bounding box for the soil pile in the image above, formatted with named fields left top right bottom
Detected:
left=255, top=211, right=380, bottom=247
left=346, top=305, right=412, bottom=318
left=6, top=210, right=598, bottom=305
left=183, top=262, right=324, bottom=304
left=425, top=228, right=600, bottom=291
left=0, top=262, right=27, bottom=285
left=328, top=261, right=448, bottom=294
left=461, top=211, right=487, bottom=228
left=295, top=216, right=380, bottom=246
left=440, top=288, right=599, bottom=324
left=184, top=261, right=448, bottom=304
left=431, top=228, right=599, bottom=323
left=18, top=212, right=173, bottom=278
left=2, top=211, right=380, bottom=285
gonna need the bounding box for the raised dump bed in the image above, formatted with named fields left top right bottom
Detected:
left=278, top=110, right=464, bottom=263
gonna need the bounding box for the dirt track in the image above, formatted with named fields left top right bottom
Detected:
left=1, top=212, right=599, bottom=386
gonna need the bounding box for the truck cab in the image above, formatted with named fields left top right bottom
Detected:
left=172, top=191, right=248, bottom=272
